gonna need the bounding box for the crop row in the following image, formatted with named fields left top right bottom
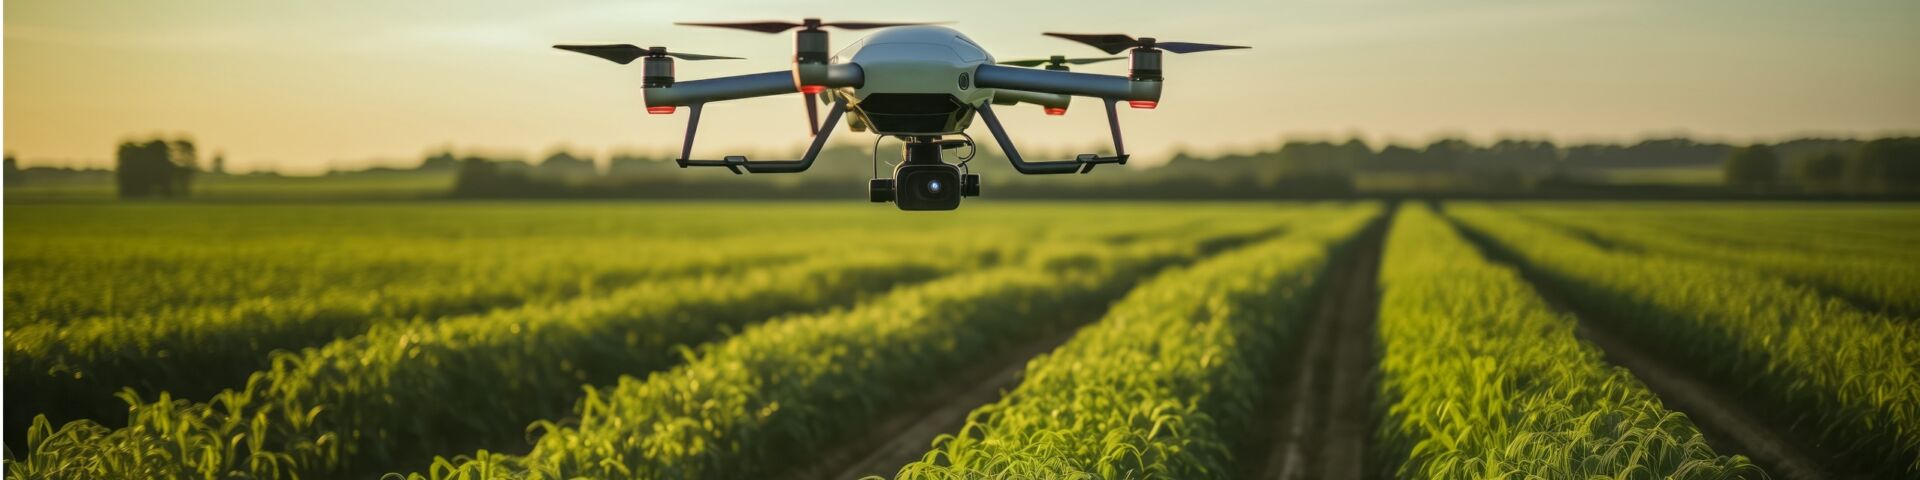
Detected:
left=5, top=208, right=1293, bottom=480
left=1497, top=203, right=1920, bottom=262
left=3, top=236, right=818, bottom=432
left=2, top=203, right=871, bottom=326
left=1447, top=204, right=1920, bottom=474
left=395, top=209, right=1361, bottom=479
left=1, top=203, right=1300, bottom=327
left=889, top=206, right=1377, bottom=479
left=4, top=206, right=1250, bottom=438
left=1371, top=206, right=1756, bottom=478
left=1, top=203, right=1294, bottom=330
left=8, top=250, right=971, bottom=480
left=1502, top=207, right=1919, bottom=316
left=6, top=218, right=1061, bottom=441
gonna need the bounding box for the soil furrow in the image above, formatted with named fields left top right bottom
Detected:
left=780, top=325, right=1084, bottom=480
left=1252, top=217, right=1386, bottom=480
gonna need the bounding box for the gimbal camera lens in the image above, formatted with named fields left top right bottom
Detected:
left=892, top=163, right=963, bottom=211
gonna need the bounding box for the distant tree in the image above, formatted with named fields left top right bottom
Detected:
left=4, top=153, right=20, bottom=186
left=1564, top=138, right=1729, bottom=169
left=1337, top=138, right=1373, bottom=165
left=1474, top=139, right=1558, bottom=170
left=115, top=137, right=196, bottom=198
left=1723, top=145, right=1779, bottom=191
left=1421, top=139, right=1473, bottom=169
left=1560, top=144, right=1616, bottom=168
left=1273, top=141, right=1333, bottom=179
left=1849, top=137, right=1920, bottom=193
left=1450, top=139, right=1556, bottom=189
left=1632, top=138, right=1731, bottom=168
left=607, top=153, right=673, bottom=179
left=419, top=150, right=460, bottom=171
left=1772, top=138, right=1860, bottom=168
left=1245, top=140, right=1355, bottom=193
left=494, top=159, right=534, bottom=176
left=537, top=150, right=597, bottom=182
left=452, top=157, right=543, bottom=197
left=170, top=139, right=197, bottom=194
left=117, top=140, right=164, bottom=198
left=452, top=158, right=503, bottom=197
left=170, top=140, right=198, bottom=171
left=210, top=151, right=227, bottom=175
left=1792, top=152, right=1846, bottom=193
left=1369, top=145, right=1425, bottom=170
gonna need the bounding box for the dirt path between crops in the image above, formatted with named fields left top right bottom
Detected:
left=776, top=321, right=1082, bottom=480
left=1444, top=217, right=1863, bottom=480
left=1569, top=323, right=1852, bottom=480
left=1249, top=216, right=1387, bottom=480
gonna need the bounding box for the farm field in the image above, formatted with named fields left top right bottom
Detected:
left=3, top=200, right=1917, bottom=479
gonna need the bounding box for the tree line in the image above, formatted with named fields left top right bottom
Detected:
left=1724, top=138, right=1920, bottom=193
left=5, top=134, right=1915, bottom=200
left=442, top=135, right=1920, bottom=199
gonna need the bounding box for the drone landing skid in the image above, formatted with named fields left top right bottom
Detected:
left=675, top=99, right=849, bottom=174
left=974, top=101, right=1128, bottom=174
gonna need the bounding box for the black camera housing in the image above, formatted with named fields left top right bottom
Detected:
left=870, top=138, right=982, bottom=211
left=893, top=163, right=962, bottom=211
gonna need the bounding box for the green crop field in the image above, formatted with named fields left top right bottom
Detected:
left=4, top=201, right=1916, bottom=479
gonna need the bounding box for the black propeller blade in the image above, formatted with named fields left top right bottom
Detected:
left=803, top=93, right=821, bottom=136
left=1156, top=42, right=1251, bottom=54
left=998, top=55, right=1126, bottom=68
left=1041, top=33, right=1249, bottom=55
left=677, top=18, right=941, bottom=33
left=553, top=44, right=742, bottom=65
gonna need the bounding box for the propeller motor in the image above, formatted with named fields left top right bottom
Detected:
left=552, top=44, right=741, bottom=112
left=678, top=18, right=940, bottom=134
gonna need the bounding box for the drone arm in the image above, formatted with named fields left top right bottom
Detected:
left=645, top=64, right=864, bottom=107
left=990, top=88, right=1070, bottom=109
left=646, top=71, right=791, bottom=107
left=973, top=64, right=1159, bottom=102
left=974, top=101, right=1129, bottom=175
left=676, top=99, right=848, bottom=173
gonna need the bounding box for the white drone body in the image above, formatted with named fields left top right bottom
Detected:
left=556, top=20, right=1245, bottom=210
left=831, top=26, right=995, bottom=136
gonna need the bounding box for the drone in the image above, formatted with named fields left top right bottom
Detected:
left=555, top=19, right=1247, bottom=210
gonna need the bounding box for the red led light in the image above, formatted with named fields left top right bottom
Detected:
left=647, top=106, right=676, bottom=115
left=1128, top=100, right=1158, bottom=109
left=799, top=84, right=826, bottom=94
left=1043, top=107, right=1067, bottom=116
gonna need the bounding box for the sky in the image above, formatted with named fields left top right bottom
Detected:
left=5, top=0, right=1918, bottom=174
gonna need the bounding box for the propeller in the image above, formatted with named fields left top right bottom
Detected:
left=676, top=18, right=942, bottom=33
left=1041, top=33, right=1249, bottom=55
left=803, top=95, right=820, bottom=135
left=998, top=55, right=1126, bottom=69
left=552, top=44, right=742, bottom=65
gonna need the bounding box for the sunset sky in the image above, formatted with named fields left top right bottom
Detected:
left=6, top=0, right=1918, bottom=174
